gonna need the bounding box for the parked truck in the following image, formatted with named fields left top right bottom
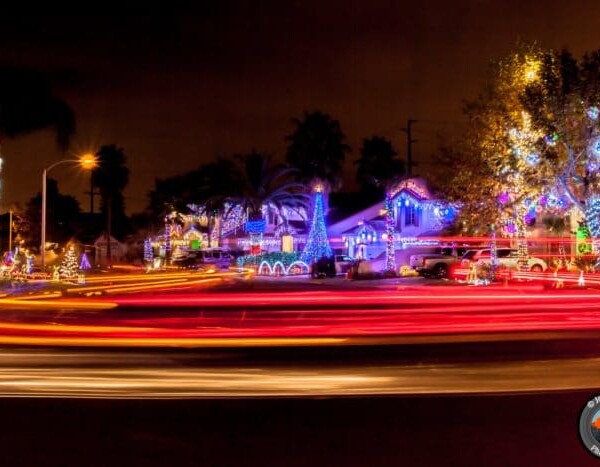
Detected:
left=409, top=246, right=468, bottom=279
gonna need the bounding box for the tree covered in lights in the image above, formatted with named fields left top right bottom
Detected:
left=441, top=44, right=600, bottom=238
left=355, top=136, right=405, bottom=273
left=60, top=245, right=78, bottom=279
left=300, top=185, right=333, bottom=264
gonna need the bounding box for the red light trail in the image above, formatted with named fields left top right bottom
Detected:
left=0, top=285, right=598, bottom=346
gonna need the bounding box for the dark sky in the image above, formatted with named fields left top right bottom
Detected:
left=2, top=3, right=600, bottom=213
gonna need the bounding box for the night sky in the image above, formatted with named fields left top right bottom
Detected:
left=2, top=3, right=600, bottom=214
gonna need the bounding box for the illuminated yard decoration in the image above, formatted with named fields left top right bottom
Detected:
left=300, top=188, right=332, bottom=264
left=61, top=246, right=78, bottom=279
left=79, top=252, right=92, bottom=271
left=237, top=252, right=308, bottom=275
left=143, top=238, right=153, bottom=263
left=245, top=219, right=266, bottom=255
left=384, top=193, right=396, bottom=272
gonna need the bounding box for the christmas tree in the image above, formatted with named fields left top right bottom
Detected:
left=61, top=246, right=78, bottom=279
left=79, top=252, right=92, bottom=270
left=143, top=238, right=154, bottom=263
left=300, top=188, right=332, bottom=263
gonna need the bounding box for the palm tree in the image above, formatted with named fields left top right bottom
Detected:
left=355, top=136, right=405, bottom=273
left=92, top=144, right=130, bottom=261
left=355, top=136, right=404, bottom=197
left=0, top=66, right=75, bottom=149
left=285, top=111, right=350, bottom=191
left=230, top=151, right=311, bottom=254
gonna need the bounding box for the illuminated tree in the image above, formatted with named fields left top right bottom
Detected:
left=300, top=186, right=332, bottom=264
left=60, top=245, right=78, bottom=279
left=443, top=45, right=600, bottom=241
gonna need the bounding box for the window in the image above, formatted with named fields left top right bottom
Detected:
left=405, top=205, right=419, bottom=226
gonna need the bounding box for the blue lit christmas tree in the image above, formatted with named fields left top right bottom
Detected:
left=79, top=252, right=91, bottom=270
left=300, top=187, right=332, bottom=263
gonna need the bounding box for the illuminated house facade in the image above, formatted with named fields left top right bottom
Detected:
left=154, top=202, right=310, bottom=261
left=328, top=178, right=456, bottom=260
left=150, top=179, right=454, bottom=268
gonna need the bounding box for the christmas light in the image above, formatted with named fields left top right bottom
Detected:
left=79, top=252, right=92, bottom=270
left=300, top=190, right=332, bottom=263
left=143, top=238, right=153, bottom=263
left=586, top=197, right=600, bottom=238
left=384, top=193, right=396, bottom=273
left=60, top=246, right=78, bottom=279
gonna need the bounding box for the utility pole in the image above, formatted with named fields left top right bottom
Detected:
left=84, top=176, right=100, bottom=214
left=401, top=119, right=418, bottom=177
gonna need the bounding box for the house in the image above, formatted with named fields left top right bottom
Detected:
left=94, top=234, right=128, bottom=264
left=328, top=178, right=456, bottom=260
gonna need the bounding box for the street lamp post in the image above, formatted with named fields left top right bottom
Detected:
left=40, top=155, right=97, bottom=270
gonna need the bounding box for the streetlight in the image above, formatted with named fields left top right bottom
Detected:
left=40, top=154, right=97, bottom=270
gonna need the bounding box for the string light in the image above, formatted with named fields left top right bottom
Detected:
left=300, top=190, right=332, bottom=263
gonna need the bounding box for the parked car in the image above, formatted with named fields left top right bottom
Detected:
left=172, top=248, right=233, bottom=270
left=461, top=248, right=548, bottom=272
left=410, top=247, right=469, bottom=279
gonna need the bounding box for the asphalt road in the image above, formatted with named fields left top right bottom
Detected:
left=0, top=277, right=598, bottom=464
left=0, top=391, right=596, bottom=467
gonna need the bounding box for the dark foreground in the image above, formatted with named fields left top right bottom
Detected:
left=0, top=391, right=596, bottom=467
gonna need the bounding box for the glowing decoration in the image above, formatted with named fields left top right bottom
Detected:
left=516, top=237, right=529, bottom=271
left=589, top=136, right=600, bottom=157
left=221, top=204, right=245, bottom=237
left=504, top=222, right=516, bottom=235
left=300, top=190, right=332, bottom=264
left=543, top=134, right=556, bottom=147
left=389, top=179, right=432, bottom=199
left=588, top=106, right=599, bottom=121
left=237, top=252, right=308, bottom=275
left=143, top=239, right=153, bottom=263
left=489, top=224, right=498, bottom=281
left=524, top=152, right=540, bottom=166
left=384, top=192, right=396, bottom=273
left=576, top=224, right=592, bottom=255
left=164, top=220, right=172, bottom=258
left=498, top=192, right=510, bottom=205
left=579, top=271, right=586, bottom=287
left=60, top=246, right=78, bottom=279
left=244, top=219, right=266, bottom=234
left=586, top=197, right=600, bottom=238
left=79, top=252, right=92, bottom=270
